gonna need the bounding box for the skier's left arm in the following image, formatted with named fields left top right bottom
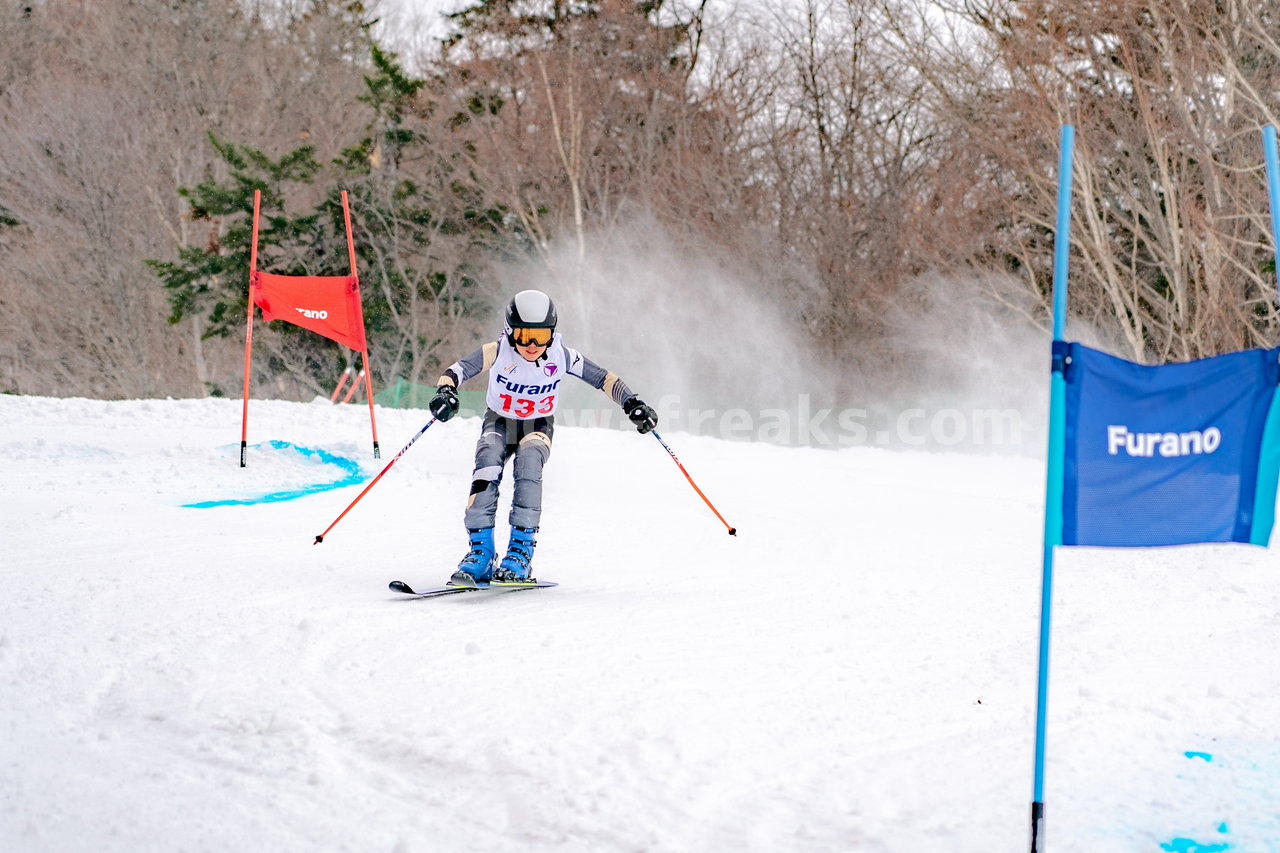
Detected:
left=566, top=348, right=658, bottom=434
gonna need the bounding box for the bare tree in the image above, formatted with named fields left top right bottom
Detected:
left=0, top=0, right=374, bottom=397
left=912, top=0, right=1280, bottom=360
left=436, top=2, right=722, bottom=254
left=702, top=0, right=951, bottom=394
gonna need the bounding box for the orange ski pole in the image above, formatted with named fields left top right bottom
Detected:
left=650, top=430, right=737, bottom=536
left=314, top=417, right=437, bottom=544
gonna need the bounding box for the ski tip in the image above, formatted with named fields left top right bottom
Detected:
left=389, top=580, right=414, bottom=594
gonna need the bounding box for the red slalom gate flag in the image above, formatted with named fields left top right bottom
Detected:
left=252, top=272, right=367, bottom=351
left=240, top=188, right=380, bottom=466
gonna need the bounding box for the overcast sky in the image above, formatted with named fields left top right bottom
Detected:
left=374, top=0, right=468, bottom=47
left=371, top=0, right=766, bottom=57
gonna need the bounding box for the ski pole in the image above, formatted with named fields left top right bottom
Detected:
left=650, top=430, right=737, bottom=536
left=314, top=417, right=437, bottom=544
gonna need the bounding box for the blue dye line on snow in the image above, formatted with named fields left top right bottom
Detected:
left=183, top=441, right=367, bottom=508
left=1157, top=755, right=1231, bottom=853
left=1160, top=839, right=1229, bottom=853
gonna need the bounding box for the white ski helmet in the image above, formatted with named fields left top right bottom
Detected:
left=505, top=290, right=558, bottom=345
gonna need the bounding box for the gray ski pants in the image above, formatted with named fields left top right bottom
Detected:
left=464, top=409, right=554, bottom=530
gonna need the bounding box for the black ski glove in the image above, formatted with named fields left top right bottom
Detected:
left=623, top=396, right=658, bottom=434
left=429, top=385, right=460, bottom=422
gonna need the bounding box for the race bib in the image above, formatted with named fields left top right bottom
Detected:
left=486, top=336, right=568, bottom=419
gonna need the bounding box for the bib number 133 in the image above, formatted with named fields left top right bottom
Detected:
left=499, top=394, right=555, bottom=417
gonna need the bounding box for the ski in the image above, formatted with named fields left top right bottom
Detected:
left=388, top=579, right=557, bottom=598
left=388, top=580, right=480, bottom=598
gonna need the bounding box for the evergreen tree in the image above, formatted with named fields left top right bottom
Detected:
left=149, top=45, right=519, bottom=393
left=147, top=135, right=326, bottom=339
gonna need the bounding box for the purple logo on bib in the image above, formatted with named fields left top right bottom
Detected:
left=544, top=363, right=559, bottom=377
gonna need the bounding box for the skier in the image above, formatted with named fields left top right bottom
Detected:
left=428, top=289, right=658, bottom=586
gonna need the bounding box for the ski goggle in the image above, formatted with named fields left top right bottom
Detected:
left=512, top=327, right=553, bottom=347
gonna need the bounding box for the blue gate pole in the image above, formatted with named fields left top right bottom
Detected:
left=1031, top=124, right=1074, bottom=853
left=1264, top=126, right=1280, bottom=299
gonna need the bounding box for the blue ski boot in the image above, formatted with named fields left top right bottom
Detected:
left=450, top=528, right=496, bottom=587
left=494, top=527, right=537, bottom=582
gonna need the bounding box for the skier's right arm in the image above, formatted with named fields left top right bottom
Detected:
left=430, top=342, right=499, bottom=421
left=437, top=342, right=499, bottom=389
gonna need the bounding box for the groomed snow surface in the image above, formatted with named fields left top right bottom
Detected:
left=2, top=395, right=1278, bottom=852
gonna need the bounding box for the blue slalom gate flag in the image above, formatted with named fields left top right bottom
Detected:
left=1030, top=124, right=1280, bottom=853
left=1057, top=341, right=1280, bottom=547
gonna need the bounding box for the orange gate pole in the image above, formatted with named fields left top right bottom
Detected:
left=239, top=189, right=262, bottom=467
left=341, top=190, right=380, bottom=458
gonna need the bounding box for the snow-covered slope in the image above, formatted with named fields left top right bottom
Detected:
left=2, top=395, right=1278, bottom=852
